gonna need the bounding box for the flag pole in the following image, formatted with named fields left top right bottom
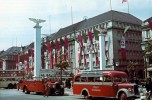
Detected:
left=110, top=0, right=112, bottom=10
left=71, top=6, right=73, bottom=25
left=127, top=0, right=129, bottom=13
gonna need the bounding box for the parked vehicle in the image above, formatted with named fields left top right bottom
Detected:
left=73, top=70, right=140, bottom=100
left=19, top=78, right=64, bottom=95
left=0, top=70, right=24, bottom=89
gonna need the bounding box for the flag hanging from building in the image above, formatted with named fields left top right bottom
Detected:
left=88, top=32, right=93, bottom=45
left=50, top=55, right=53, bottom=69
left=95, top=56, right=99, bottom=66
left=120, top=36, right=126, bottom=60
left=84, top=56, right=86, bottom=66
left=124, top=26, right=130, bottom=35
left=47, top=41, right=51, bottom=53
left=64, top=37, right=68, bottom=50
left=78, top=34, right=83, bottom=47
left=64, top=37, right=68, bottom=60
left=148, top=20, right=152, bottom=29
left=55, top=39, right=60, bottom=51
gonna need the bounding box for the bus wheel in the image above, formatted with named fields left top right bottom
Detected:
left=82, top=90, right=89, bottom=99
left=118, top=92, right=127, bottom=100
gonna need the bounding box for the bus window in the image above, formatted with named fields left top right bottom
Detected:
left=94, top=77, right=101, bottom=82
left=81, top=77, right=87, bottom=82
left=75, top=76, right=80, bottom=82
left=88, top=77, right=94, bottom=82
left=103, top=75, right=111, bottom=82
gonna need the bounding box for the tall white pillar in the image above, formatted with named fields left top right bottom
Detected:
left=99, top=34, right=106, bottom=70
left=29, top=18, right=45, bottom=79
left=34, top=25, right=42, bottom=78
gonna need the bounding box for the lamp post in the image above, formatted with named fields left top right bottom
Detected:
left=141, top=42, right=147, bottom=79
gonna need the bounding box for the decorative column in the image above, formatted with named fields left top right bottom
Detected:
left=2, top=60, right=6, bottom=70
left=29, top=18, right=45, bottom=79
left=44, top=52, right=49, bottom=69
left=89, top=46, right=93, bottom=71
left=99, top=34, right=106, bottom=70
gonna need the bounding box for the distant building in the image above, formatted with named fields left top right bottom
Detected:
left=0, top=47, right=21, bottom=70
left=0, top=50, right=5, bottom=69
left=141, top=17, right=152, bottom=78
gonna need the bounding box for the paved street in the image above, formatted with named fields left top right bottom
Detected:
left=0, top=88, right=80, bottom=100
left=0, top=88, right=149, bottom=100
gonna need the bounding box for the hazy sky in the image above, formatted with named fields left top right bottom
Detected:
left=0, top=0, right=151, bottom=51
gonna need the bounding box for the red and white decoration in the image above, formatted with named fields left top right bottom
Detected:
left=120, top=36, right=126, bottom=60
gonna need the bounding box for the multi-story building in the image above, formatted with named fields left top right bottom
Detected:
left=0, top=47, right=21, bottom=70
left=141, top=17, right=152, bottom=78
left=46, top=10, right=143, bottom=79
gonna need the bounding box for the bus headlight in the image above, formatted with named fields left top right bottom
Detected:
left=128, top=88, right=134, bottom=94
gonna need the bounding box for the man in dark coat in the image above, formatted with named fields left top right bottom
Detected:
left=145, top=78, right=152, bottom=100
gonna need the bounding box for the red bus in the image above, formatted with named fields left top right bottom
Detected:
left=72, top=70, right=140, bottom=100
left=0, top=70, right=25, bottom=89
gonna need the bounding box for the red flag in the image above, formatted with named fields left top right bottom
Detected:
left=15, top=56, right=18, bottom=63
left=26, top=53, right=29, bottom=61
left=55, top=39, right=60, bottom=51
left=78, top=34, right=83, bottom=47
left=64, top=37, right=68, bottom=49
left=47, top=41, right=51, bottom=53
left=50, top=56, right=53, bottom=69
left=64, top=37, right=68, bottom=60
left=95, top=56, right=99, bottom=66
left=120, top=36, right=126, bottom=60
left=88, top=32, right=93, bottom=45
left=148, top=20, right=152, bottom=29
left=26, top=64, right=30, bottom=72
left=84, top=58, right=86, bottom=66
left=122, top=0, right=127, bottom=3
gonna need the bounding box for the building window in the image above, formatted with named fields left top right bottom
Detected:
left=146, top=30, right=150, bottom=39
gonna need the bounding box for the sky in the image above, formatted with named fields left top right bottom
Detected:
left=0, top=0, right=151, bottom=51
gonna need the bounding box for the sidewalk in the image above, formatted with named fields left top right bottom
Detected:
left=64, top=88, right=73, bottom=96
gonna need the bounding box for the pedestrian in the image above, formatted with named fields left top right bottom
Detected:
left=43, top=83, right=50, bottom=97
left=145, top=78, right=152, bottom=100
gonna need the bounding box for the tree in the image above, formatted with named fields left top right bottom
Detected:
left=54, top=54, right=70, bottom=83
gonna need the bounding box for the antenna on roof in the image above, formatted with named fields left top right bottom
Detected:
left=110, top=0, right=112, bottom=10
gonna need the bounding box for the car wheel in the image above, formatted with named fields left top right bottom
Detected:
left=118, top=92, right=127, bottom=100
left=82, top=91, right=89, bottom=99
left=60, top=88, right=64, bottom=95
left=23, top=86, right=30, bottom=94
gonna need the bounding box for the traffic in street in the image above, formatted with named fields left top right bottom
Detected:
left=0, top=88, right=80, bottom=100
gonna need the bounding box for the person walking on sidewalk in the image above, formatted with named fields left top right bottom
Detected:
left=145, top=78, right=152, bottom=100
